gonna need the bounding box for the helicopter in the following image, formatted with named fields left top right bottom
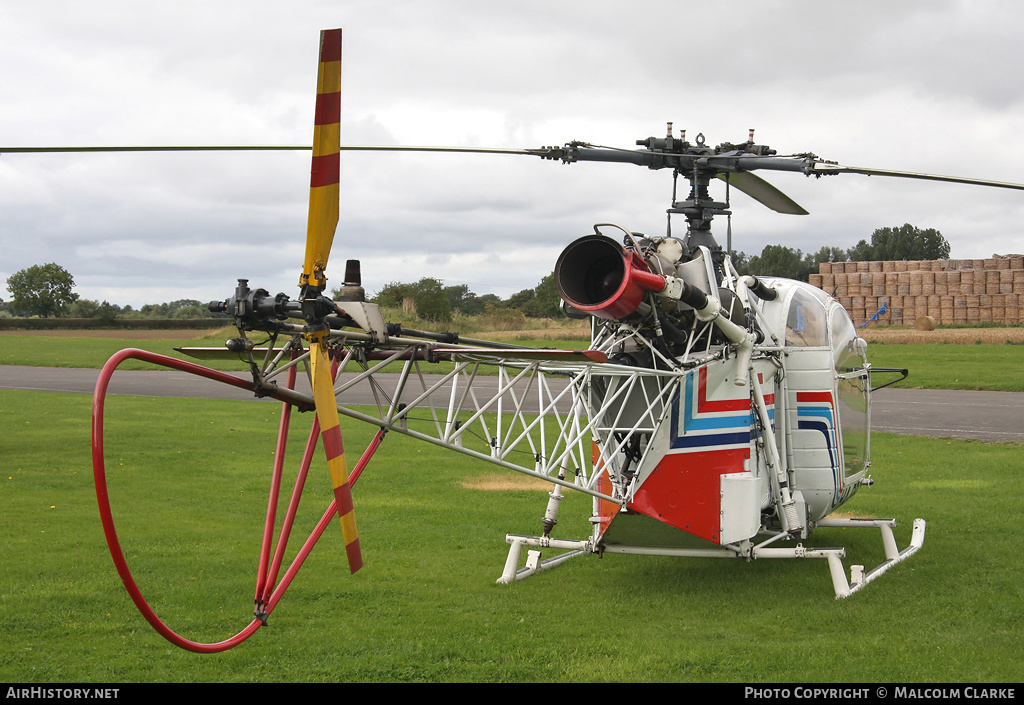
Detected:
left=70, top=29, right=1024, bottom=652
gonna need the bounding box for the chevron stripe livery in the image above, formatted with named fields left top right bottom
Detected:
left=796, top=390, right=843, bottom=505
left=669, top=366, right=775, bottom=450
left=627, top=366, right=776, bottom=544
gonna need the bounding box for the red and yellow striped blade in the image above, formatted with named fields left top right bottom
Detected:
left=301, top=28, right=341, bottom=289
left=310, top=335, right=362, bottom=573
left=299, top=30, right=360, bottom=572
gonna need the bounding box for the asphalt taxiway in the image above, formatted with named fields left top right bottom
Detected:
left=2, top=365, right=1021, bottom=443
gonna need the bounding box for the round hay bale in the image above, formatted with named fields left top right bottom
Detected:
left=915, top=315, right=937, bottom=331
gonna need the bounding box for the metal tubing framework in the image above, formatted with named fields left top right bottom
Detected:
left=320, top=339, right=684, bottom=505
left=223, top=328, right=679, bottom=505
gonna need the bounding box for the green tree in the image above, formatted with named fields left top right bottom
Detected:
left=501, top=273, right=563, bottom=318
left=93, top=301, right=120, bottom=324
left=445, top=284, right=484, bottom=315
left=374, top=281, right=414, bottom=310
left=139, top=302, right=169, bottom=317
left=69, top=298, right=100, bottom=318
left=729, top=250, right=751, bottom=275
left=71, top=299, right=121, bottom=323
left=746, top=245, right=813, bottom=282
left=535, top=274, right=561, bottom=316
left=165, top=299, right=204, bottom=316
left=504, top=287, right=536, bottom=311
left=409, top=278, right=451, bottom=322
left=172, top=304, right=206, bottom=319
left=848, top=224, right=950, bottom=261
left=807, top=246, right=848, bottom=269
left=525, top=273, right=562, bottom=318
left=6, top=263, right=79, bottom=317
left=373, top=277, right=452, bottom=322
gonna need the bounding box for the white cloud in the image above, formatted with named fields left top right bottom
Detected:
left=3, top=0, right=1024, bottom=307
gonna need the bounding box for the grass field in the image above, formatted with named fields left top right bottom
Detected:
left=0, top=329, right=591, bottom=374
left=2, top=389, right=1022, bottom=683
left=2, top=326, right=1023, bottom=391
left=0, top=328, right=251, bottom=372
left=865, top=343, right=1024, bottom=391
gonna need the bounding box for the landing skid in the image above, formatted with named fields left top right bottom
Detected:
left=497, top=517, right=926, bottom=598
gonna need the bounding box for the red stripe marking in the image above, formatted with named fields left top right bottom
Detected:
left=310, top=153, right=340, bottom=188
left=333, top=483, right=355, bottom=516
left=314, top=91, right=341, bottom=126
left=345, top=540, right=363, bottom=573
left=322, top=424, right=344, bottom=460
left=320, top=29, right=341, bottom=63
left=697, top=367, right=745, bottom=412
left=695, top=367, right=774, bottom=413
left=797, top=391, right=833, bottom=404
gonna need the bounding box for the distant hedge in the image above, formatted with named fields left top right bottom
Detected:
left=0, top=318, right=230, bottom=331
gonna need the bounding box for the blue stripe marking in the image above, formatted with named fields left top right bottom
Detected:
left=673, top=431, right=752, bottom=449
left=797, top=412, right=843, bottom=506
left=797, top=406, right=834, bottom=425
left=669, top=370, right=773, bottom=450
left=797, top=420, right=837, bottom=471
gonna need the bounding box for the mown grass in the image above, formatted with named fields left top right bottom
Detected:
left=0, top=329, right=244, bottom=371
left=0, top=328, right=591, bottom=373
left=3, top=327, right=1023, bottom=392
left=866, top=343, right=1024, bottom=391
left=2, top=389, right=1022, bottom=682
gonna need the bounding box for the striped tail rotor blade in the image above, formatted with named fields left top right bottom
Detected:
left=301, top=28, right=342, bottom=289
left=310, top=335, right=362, bottom=573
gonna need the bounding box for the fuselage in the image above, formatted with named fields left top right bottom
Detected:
left=591, top=276, right=871, bottom=550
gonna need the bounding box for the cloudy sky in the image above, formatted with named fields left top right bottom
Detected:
left=3, top=0, right=1024, bottom=309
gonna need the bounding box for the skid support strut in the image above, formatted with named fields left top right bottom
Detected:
left=813, top=517, right=927, bottom=598
left=497, top=535, right=593, bottom=584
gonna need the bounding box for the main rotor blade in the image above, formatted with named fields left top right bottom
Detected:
left=716, top=171, right=808, bottom=215
left=0, top=146, right=310, bottom=154
left=338, top=145, right=542, bottom=156
left=808, top=162, right=1024, bottom=191
left=0, top=145, right=546, bottom=156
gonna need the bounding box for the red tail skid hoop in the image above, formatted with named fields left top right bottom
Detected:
left=91, top=348, right=384, bottom=653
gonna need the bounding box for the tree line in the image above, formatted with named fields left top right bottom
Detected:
left=2, top=224, right=950, bottom=321
left=366, top=273, right=561, bottom=324
left=737, top=223, right=950, bottom=282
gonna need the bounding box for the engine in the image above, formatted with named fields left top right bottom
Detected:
left=553, top=225, right=755, bottom=367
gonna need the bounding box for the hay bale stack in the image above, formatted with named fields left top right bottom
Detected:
left=812, top=254, right=1024, bottom=326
